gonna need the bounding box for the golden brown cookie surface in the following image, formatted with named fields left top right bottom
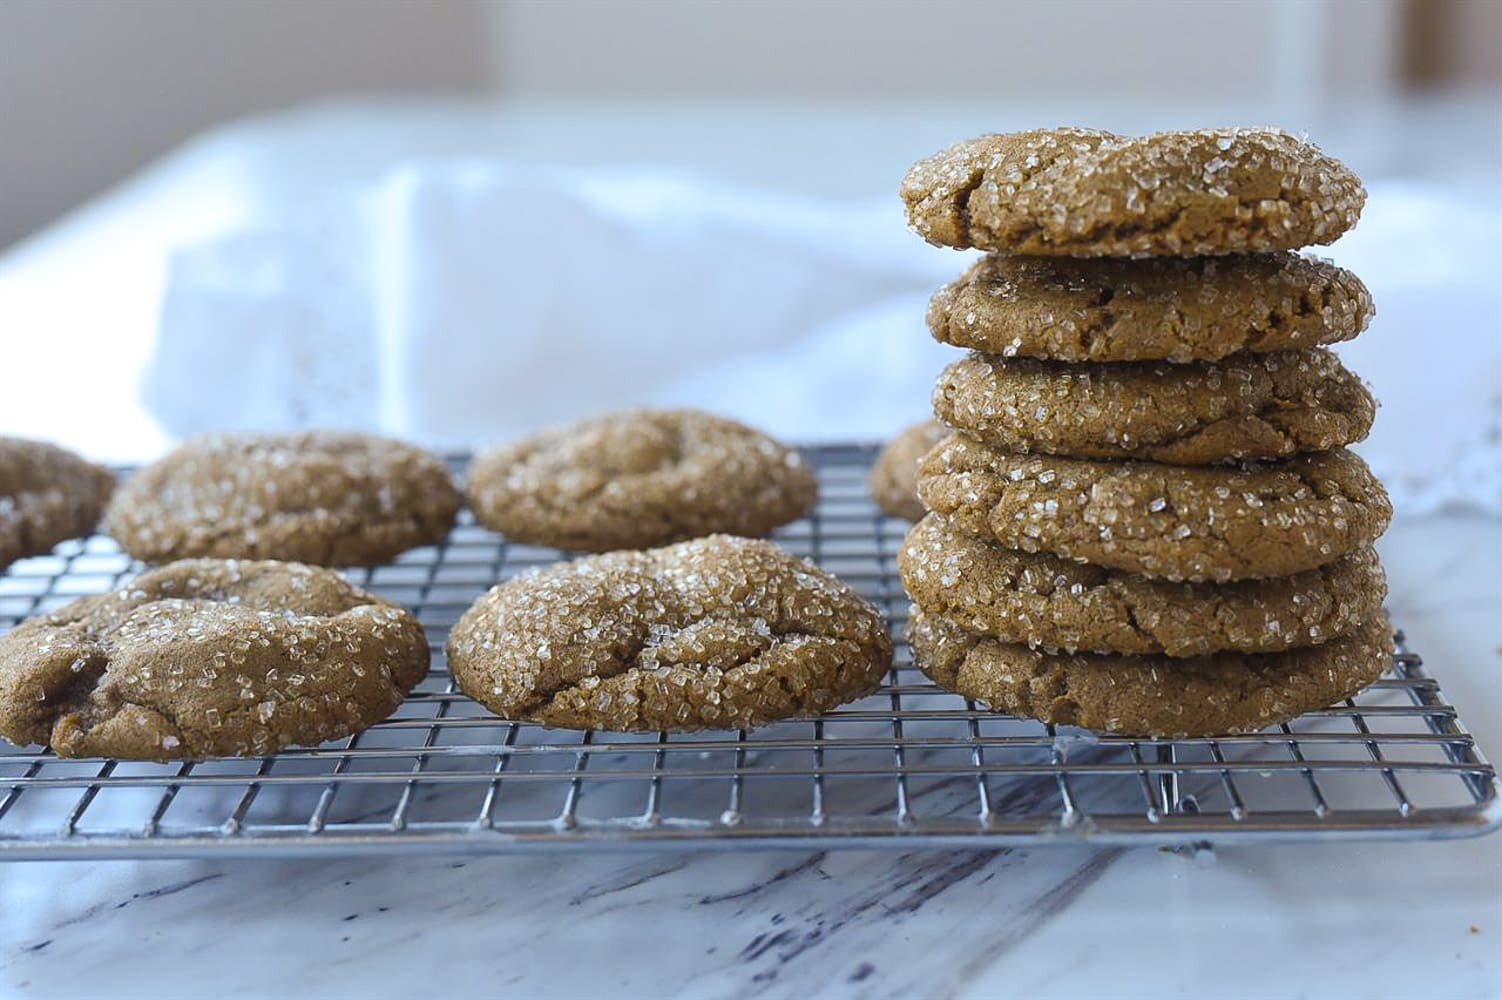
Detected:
left=0, top=558, right=430, bottom=759
left=447, top=535, right=892, bottom=731
left=927, top=253, right=1373, bottom=363
left=917, top=434, right=1391, bottom=582
left=909, top=608, right=1391, bottom=738
left=933, top=349, right=1374, bottom=466
left=0, top=437, right=115, bottom=572
left=900, top=513, right=1386, bottom=657
left=869, top=420, right=948, bottom=521
left=106, top=431, right=460, bottom=567
left=901, top=128, right=1365, bottom=256
left=467, top=409, right=817, bottom=552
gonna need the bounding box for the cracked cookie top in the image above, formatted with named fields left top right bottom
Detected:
left=446, top=535, right=893, bottom=731
left=901, top=128, right=1365, bottom=256
left=927, top=253, right=1373, bottom=363
left=917, top=434, right=1391, bottom=582
left=909, top=607, right=1391, bottom=738
left=0, top=558, right=430, bottom=759
left=466, top=409, right=818, bottom=552
left=869, top=420, right=948, bottom=521
left=106, top=431, right=461, bottom=567
left=900, top=512, right=1386, bottom=657
left=1, top=437, right=115, bottom=573
left=933, top=348, right=1375, bottom=466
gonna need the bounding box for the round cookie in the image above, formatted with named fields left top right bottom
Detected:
left=909, top=608, right=1392, bottom=738
left=901, top=127, right=1365, bottom=256
left=1, top=438, right=115, bottom=572
left=899, top=513, right=1387, bottom=656
left=917, top=434, right=1391, bottom=582
left=0, top=558, right=430, bottom=759
left=106, top=431, right=460, bottom=567
left=447, top=535, right=893, bottom=731
left=466, top=409, right=817, bottom=552
left=927, top=253, right=1373, bottom=363
left=933, top=348, right=1375, bottom=466
left=869, top=420, right=948, bottom=521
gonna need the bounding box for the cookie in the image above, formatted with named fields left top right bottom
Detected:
left=869, top=420, right=948, bottom=521
left=901, top=128, right=1365, bottom=256
left=933, top=348, right=1375, bottom=466
left=0, top=558, right=429, bottom=759
left=447, top=534, right=892, bottom=731
left=466, top=409, right=817, bottom=552
left=1, top=438, right=115, bottom=573
left=106, top=431, right=460, bottom=567
left=917, top=434, right=1391, bottom=582
left=909, top=608, right=1391, bottom=738
left=899, top=513, right=1386, bottom=656
left=927, top=253, right=1373, bottom=363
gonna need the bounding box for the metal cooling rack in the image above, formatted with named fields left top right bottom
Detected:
left=0, top=445, right=1496, bottom=859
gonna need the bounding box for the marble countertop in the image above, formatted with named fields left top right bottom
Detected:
left=2, top=96, right=1498, bottom=999
left=2, top=514, right=1497, bottom=1000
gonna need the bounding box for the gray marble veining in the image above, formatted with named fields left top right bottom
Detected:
left=2, top=515, right=1498, bottom=1000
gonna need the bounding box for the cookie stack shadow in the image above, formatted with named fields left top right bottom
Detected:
left=895, top=128, right=1395, bottom=738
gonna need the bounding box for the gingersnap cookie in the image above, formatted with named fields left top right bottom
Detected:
left=869, top=420, right=948, bottom=521
left=909, top=608, right=1392, bottom=738
left=901, top=128, right=1365, bottom=256
left=933, top=348, right=1375, bottom=466
left=106, top=431, right=460, bottom=567
left=1, top=438, right=115, bottom=573
left=0, top=558, right=430, bottom=759
left=927, top=253, right=1373, bottom=363
left=466, top=409, right=817, bottom=552
left=917, top=434, right=1391, bottom=582
left=900, top=513, right=1386, bottom=657
left=447, top=535, right=892, bottom=731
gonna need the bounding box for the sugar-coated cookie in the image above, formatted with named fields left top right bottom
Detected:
left=909, top=608, right=1391, bottom=738
left=447, top=535, right=892, bottom=731
left=467, top=409, right=817, bottom=552
left=0, top=558, right=430, bottom=759
left=1, top=437, right=114, bottom=572
left=900, top=513, right=1386, bottom=656
left=927, top=253, right=1373, bottom=363
left=869, top=420, right=948, bottom=521
left=917, top=434, right=1391, bottom=582
left=902, top=128, right=1364, bottom=256
left=933, top=348, right=1374, bottom=465
left=106, top=431, right=460, bottom=567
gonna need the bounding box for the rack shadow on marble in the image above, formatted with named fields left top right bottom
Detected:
left=0, top=446, right=1496, bottom=859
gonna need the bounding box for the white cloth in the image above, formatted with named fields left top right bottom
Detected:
left=149, top=164, right=958, bottom=440
left=1314, top=184, right=1502, bottom=515
left=147, top=163, right=1502, bottom=515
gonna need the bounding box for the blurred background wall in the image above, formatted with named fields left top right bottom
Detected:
left=1, top=0, right=1498, bottom=250
left=0, top=0, right=492, bottom=249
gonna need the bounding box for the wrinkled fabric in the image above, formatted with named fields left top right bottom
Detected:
left=148, top=164, right=1501, bottom=515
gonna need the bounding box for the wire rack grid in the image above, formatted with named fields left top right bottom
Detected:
left=0, top=445, right=1496, bottom=859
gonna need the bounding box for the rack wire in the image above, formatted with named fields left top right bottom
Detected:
left=0, top=445, right=1496, bottom=859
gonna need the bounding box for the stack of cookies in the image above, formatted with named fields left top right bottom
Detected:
left=895, top=128, right=1395, bottom=738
